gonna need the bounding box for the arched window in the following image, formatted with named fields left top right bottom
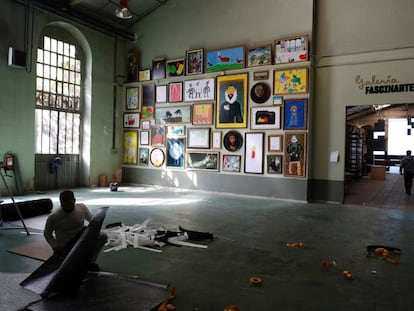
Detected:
left=35, top=35, right=81, bottom=155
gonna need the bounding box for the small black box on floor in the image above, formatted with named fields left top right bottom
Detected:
left=1, top=198, right=53, bottom=220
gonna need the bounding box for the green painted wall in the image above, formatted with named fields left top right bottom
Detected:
left=0, top=0, right=127, bottom=195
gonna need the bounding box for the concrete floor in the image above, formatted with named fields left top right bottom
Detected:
left=1, top=185, right=414, bottom=310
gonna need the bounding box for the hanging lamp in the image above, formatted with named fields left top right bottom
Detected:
left=115, top=0, right=133, bottom=19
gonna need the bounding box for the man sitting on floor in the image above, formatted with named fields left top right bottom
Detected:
left=44, top=190, right=107, bottom=271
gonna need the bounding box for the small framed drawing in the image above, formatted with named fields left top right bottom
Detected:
left=267, top=155, right=282, bottom=174
left=250, top=106, right=281, bottom=130
left=206, top=46, right=245, bottom=72
left=139, top=69, right=151, bottom=82
left=187, top=128, right=211, bottom=149
left=184, top=78, right=215, bottom=102
left=244, top=132, right=264, bottom=174
left=212, top=130, right=222, bottom=150
left=192, top=102, right=214, bottom=125
left=253, top=71, right=269, bottom=81
left=138, top=148, right=149, bottom=166
left=150, top=148, right=165, bottom=168
left=284, top=132, right=306, bottom=177
left=156, top=85, right=167, bottom=103
left=123, top=112, right=140, bottom=128
left=152, top=58, right=166, bottom=80
left=273, top=96, right=283, bottom=105
left=151, top=126, right=165, bottom=146
left=186, top=48, right=204, bottom=75
left=141, top=120, right=151, bottom=130
left=123, top=130, right=138, bottom=165
left=141, top=84, right=155, bottom=120
left=155, top=105, right=192, bottom=124
left=167, top=125, right=186, bottom=137
left=187, top=152, right=219, bottom=171
left=284, top=98, right=308, bottom=130
left=140, top=130, right=150, bottom=146
left=268, top=134, right=283, bottom=152
left=222, top=155, right=241, bottom=172
left=274, top=67, right=309, bottom=95
left=168, top=82, right=183, bottom=103
left=166, top=137, right=185, bottom=168
left=247, top=43, right=272, bottom=67
left=126, top=87, right=140, bottom=110
left=275, top=35, right=309, bottom=64
left=216, top=73, right=248, bottom=128
left=166, top=58, right=185, bottom=77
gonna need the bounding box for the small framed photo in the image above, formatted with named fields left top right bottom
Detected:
left=187, top=127, right=211, bottom=149
left=140, top=130, right=150, bottom=145
left=186, top=49, right=204, bottom=75
left=167, top=125, right=186, bottom=137
left=247, top=43, right=272, bottom=67
left=206, top=46, right=245, bottom=72
left=275, top=35, right=309, bottom=64
left=126, top=87, right=140, bottom=110
left=212, top=130, right=222, bottom=150
left=168, top=82, right=183, bottom=103
left=156, top=85, right=167, bottom=103
left=187, top=152, right=219, bottom=171
left=123, top=112, right=140, bottom=128
left=284, top=98, right=308, bottom=130
left=244, top=132, right=264, bottom=174
left=274, top=67, right=309, bottom=95
left=123, top=130, right=138, bottom=165
left=138, top=147, right=149, bottom=166
left=250, top=106, right=281, bottom=129
left=152, top=58, right=166, bottom=80
left=268, top=134, right=283, bottom=152
left=267, top=155, right=282, bottom=174
left=151, top=126, right=165, bottom=146
left=166, top=58, right=185, bottom=77
left=253, top=71, right=269, bottom=81
left=150, top=147, right=165, bottom=168
left=273, top=96, right=283, bottom=105
left=141, top=120, right=151, bottom=130
left=139, top=69, right=151, bottom=82
left=166, top=137, right=185, bottom=168
left=222, top=155, right=241, bottom=172
left=184, top=78, right=215, bottom=102
left=192, top=102, right=214, bottom=125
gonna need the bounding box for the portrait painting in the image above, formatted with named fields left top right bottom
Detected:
left=216, top=73, right=248, bottom=128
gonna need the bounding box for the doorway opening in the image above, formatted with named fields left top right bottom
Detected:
left=344, top=104, right=414, bottom=209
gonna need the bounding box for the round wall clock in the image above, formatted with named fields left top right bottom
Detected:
left=250, top=82, right=271, bottom=104
left=150, top=148, right=165, bottom=167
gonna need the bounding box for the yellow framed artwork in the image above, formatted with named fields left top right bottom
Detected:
left=273, top=67, right=308, bottom=95
left=123, top=130, right=138, bottom=165
left=216, top=73, right=248, bottom=129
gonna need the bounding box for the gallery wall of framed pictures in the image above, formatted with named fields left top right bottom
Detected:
left=122, top=34, right=310, bottom=178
